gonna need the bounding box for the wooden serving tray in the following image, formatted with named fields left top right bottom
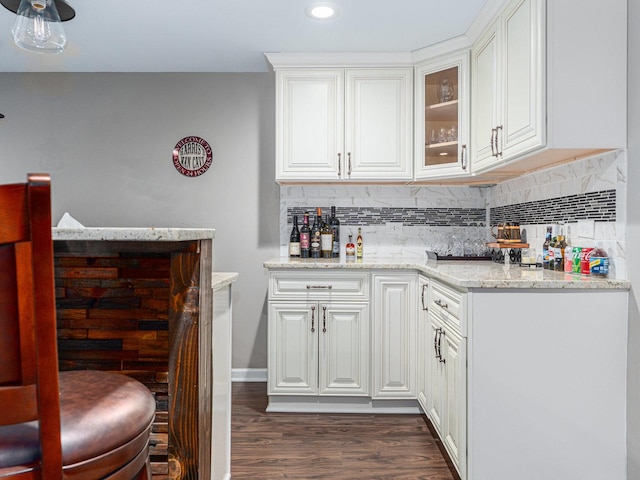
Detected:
left=486, top=242, right=530, bottom=249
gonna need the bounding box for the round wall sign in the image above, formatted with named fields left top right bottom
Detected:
left=172, top=136, right=213, bottom=177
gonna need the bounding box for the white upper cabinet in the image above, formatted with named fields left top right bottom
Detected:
left=472, top=0, right=545, bottom=172
left=345, top=69, right=413, bottom=181
left=267, top=0, right=626, bottom=184
left=414, top=51, right=471, bottom=180
left=267, top=54, right=414, bottom=183
left=275, top=70, right=344, bottom=180
left=471, top=0, right=626, bottom=175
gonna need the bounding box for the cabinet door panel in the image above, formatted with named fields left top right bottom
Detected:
left=443, top=326, right=467, bottom=478
left=417, top=277, right=430, bottom=413
left=268, top=303, right=318, bottom=395
left=472, top=21, right=500, bottom=169
left=319, top=303, right=370, bottom=396
left=276, top=70, right=343, bottom=180
left=415, top=53, right=470, bottom=179
left=372, top=274, right=417, bottom=398
left=501, top=0, right=545, bottom=159
left=345, top=69, right=413, bottom=180
left=428, top=313, right=446, bottom=436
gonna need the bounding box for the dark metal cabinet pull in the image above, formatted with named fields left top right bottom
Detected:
left=307, top=285, right=333, bottom=290
left=311, top=305, right=316, bottom=333
left=421, top=284, right=428, bottom=311
left=435, top=298, right=448, bottom=309
left=438, top=329, right=446, bottom=364
left=496, top=125, right=503, bottom=157
left=347, top=152, right=352, bottom=176
left=322, top=306, right=327, bottom=333
left=490, top=128, right=497, bottom=157
left=337, top=152, right=342, bottom=177
left=433, top=327, right=441, bottom=361
left=461, top=144, right=467, bottom=170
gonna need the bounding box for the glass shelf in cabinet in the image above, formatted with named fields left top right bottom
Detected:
left=425, top=100, right=458, bottom=122
left=424, top=142, right=458, bottom=167
left=425, top=140, right=458, bottom=150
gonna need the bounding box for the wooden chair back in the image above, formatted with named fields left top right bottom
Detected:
left=0, top=173, right=64, bottom=478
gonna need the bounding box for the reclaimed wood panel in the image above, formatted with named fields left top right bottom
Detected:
left=54, top=240, right=210, bottom=480
left=168, top=250, right=208, bottom=480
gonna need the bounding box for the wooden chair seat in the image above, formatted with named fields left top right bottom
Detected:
left=0, top=370, right=155, bottom=476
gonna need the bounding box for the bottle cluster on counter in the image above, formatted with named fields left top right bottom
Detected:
left=289, top=206, right=361, bottom=259
left=541, top=225, right=609, bottom=277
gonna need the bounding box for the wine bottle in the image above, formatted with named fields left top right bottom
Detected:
left=288, top=215, right=300, bottom=258
left=300, top=212, right=310, bottom=258
left=330, top=206, right=340, bottom=258
left=548, top=235, right=557, bottom=270
left=542, top=226, right=552, bottom=269
left=356, top=227, right=363, bottom=258
left=310, top=210, right=322, bottom=258
left=321, top=214, right=333, bottom=258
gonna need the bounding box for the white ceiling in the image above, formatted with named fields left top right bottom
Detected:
left=0, top=0, right=489, bottom=72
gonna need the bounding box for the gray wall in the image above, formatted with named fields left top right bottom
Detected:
left=0, top=72, right=280, bottom=370
left=627, top=1, right=640, bottom=476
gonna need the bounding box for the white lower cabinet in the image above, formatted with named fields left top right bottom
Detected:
left=266, top=266, right=628, bottom=480
left=417, top=275, right=430, bottom=413
left=267, top=270, right=371, bottom=398
left=269, top=301, right=369, bottom=396
left=427, top=279, right=467, bottom=480
left=372, top=272, right=418, bottom=398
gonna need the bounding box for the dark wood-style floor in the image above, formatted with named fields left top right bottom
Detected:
left=231, top=382, right=460, bottom=480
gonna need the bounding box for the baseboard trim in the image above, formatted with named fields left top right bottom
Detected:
left=232, top=368, right=267, bottom=382
left=266, top=395, right=421, bottom=414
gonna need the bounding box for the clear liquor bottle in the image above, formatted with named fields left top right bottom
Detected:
left=321, top=214, right=333, bottom=258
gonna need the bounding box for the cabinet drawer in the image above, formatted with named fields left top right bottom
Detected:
left=269, top=270, right=370, bottom=300
left=430, top=280, right=465, bottom=332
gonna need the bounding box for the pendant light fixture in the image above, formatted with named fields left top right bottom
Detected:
left=1, top=0, right=75, bottom=54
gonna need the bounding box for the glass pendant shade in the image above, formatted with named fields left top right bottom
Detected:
left=11, top=0, right=66, bottom=54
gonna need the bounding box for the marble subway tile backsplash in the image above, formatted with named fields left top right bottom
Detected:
left=288, top=206, right=486, bottom=227
left=279, top=150, right=626, bottom=277
left=490, top=190, right=616, bottom=224
left=280, top=185, right=489, bottom=257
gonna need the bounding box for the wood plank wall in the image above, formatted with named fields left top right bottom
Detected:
left=53, top=240, right=204, bottom=480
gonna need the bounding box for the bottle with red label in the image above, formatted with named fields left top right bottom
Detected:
left=345, top=234, right=356, bottom=259
left=580, top=247, right=594, bottom=275
left=300, top=212, right=310, bottom=258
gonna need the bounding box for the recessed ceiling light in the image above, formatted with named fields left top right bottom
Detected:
left=306, top=3, right=340, bottom=20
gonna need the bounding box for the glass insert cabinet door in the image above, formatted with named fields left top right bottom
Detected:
left=414, top=51, right=470, bottom=180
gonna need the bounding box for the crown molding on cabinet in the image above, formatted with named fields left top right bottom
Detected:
left=464, top=0, right=509, bottom=45
left=264, top=52, right=414, bottom=70
left=411, top=35, right=471, bottom=64
left=411, top=0, right=507, bottom=64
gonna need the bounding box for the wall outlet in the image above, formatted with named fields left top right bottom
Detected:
left=577, top=220, right=595, bottom=239
left=386, top=222, right=403, bottom=236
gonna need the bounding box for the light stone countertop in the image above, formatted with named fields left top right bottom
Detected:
left=212, top=272, right=239, bottom=291
left=263, top=256, right=630, bottom=290
left=52, top=227, right=215, bottom=242
left=53, top=227, right=238, bottom=289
